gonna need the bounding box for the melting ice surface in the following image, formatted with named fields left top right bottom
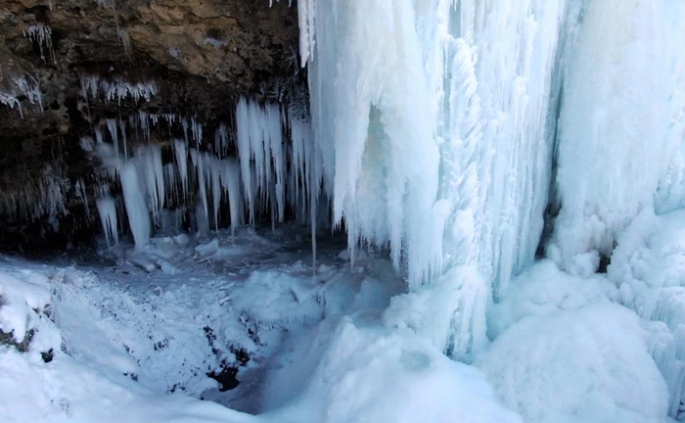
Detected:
left=4, top=0, right=685, bottom=422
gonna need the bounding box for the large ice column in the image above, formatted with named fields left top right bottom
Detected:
left=444, top=0, right=569, bottom=300
left=550, top=0, right=685, bottom=273
left=300, top=0, right=568, bottom=356
left=302, top=0, right=443, bottom=283
left=301, top=0, right=567, bottom=290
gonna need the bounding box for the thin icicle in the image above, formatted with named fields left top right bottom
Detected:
left=96, top=195, right=119, bottom=247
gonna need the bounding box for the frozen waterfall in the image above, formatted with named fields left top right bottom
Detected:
left=298, top=0, right=685, bottom=413
left=298, top=0, right=570, bottom=357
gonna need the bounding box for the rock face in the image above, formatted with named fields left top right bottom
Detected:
left=0, top=0, right=303, bottom=253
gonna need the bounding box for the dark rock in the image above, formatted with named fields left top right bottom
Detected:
left=0, top=328, right=35, bottom=352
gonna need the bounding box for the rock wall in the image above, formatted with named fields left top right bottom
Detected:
left=0, top=0, right=303, bottom=253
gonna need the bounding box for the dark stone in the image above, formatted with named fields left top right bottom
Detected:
left=207, top=364, right=240, bottom=392
left=41, top=348, right=54, bottom=363
left=0, top=328, right=35, bottom=352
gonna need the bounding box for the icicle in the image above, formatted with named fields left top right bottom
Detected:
left=117, top=28, right=133, bottom=59
left=96, top=195, right=118, bottom=247
left=13, top=77, right=43, bottom=113
left=137, top=145, right=165, bottom=224
left=80, top=74, right=156, bottom=105
left=173, top=139, right=189, bottom=198
left=94, top=127, right=105, bottom=145
left=75, top=179, right=91, bottom=218
left=297, top=0, right=316, bottom=67
left=0, top=91, right=22, bottom=116
left=220, top=158, right=244, bottom=235
left=120, top=161, right=151, bottom=247
left=236, top=97, right=257, bottom=224
left=119, top=118, right=128, bottom=160
left=191, top=148, right=209, bottom=232
left=23, top=23, right=55, bottom=64
left=191, top=117, right=203, bottom=145
left=107, top=118, right=119, bottom=154
left=215, top=123, right=229, bottom=155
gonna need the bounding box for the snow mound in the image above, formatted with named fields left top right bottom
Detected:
left=478, top=304, right=669, bottom=423
left=488, top=260, right=619, bottom=338
left=263, top=317, right=522, bottom=423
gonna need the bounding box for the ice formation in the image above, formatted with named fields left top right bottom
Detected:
left=90, top=96, right=318, bottom=250
left=550, top=0, right=685, bottom=273
left=0, top=76, right=44, bottom=117
left=0, top=165, right=67, bottom=225
left=23, top=23, right=55, bottom=63
left=80, top=75, right=157, bottom=105
left=7, top=1, right=681, bottom=419
left=297, top=0, right=570, bottom=358
left=96, top=195, right=118, bottom=247
left=301, top=0, right=567, bottom=291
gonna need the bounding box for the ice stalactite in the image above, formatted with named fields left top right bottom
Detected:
left=0, top=165, right=67, bottom=227
left=550, top=0, right=685, bottom=275
left=173, top=139, right=189, bottom=198
left=80, top=75, right=157, bottom=105
left=90, top=95, right=319, bottom=249
left=0, top=76, right=44, bottom=117
left=119, top=161, right=151, bottom=247
left=23, top=23, right=55, bottom=64
left=235, top=97, right=289, bottom=226
left=300, top=0, right=569, bottom=357
left=96, top=195, right=118, bottom=247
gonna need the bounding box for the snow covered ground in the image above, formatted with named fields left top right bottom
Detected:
left=2, top=222, right=683, bottom=423
left=0, top=227, right=517, bottom=423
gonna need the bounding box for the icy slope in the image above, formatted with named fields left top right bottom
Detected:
left=0, top=231, right=520, bottom=423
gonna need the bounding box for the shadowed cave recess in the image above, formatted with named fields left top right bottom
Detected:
left=0, top=0, right=311, bottom=254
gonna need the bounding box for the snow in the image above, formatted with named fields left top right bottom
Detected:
left=477, top=260, right=670, bottom=423
left=0, top=230, right=523, bottom=423
left=478, top=304, right=669, bottom=423
left=263, top=317, right=522, bottom=423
